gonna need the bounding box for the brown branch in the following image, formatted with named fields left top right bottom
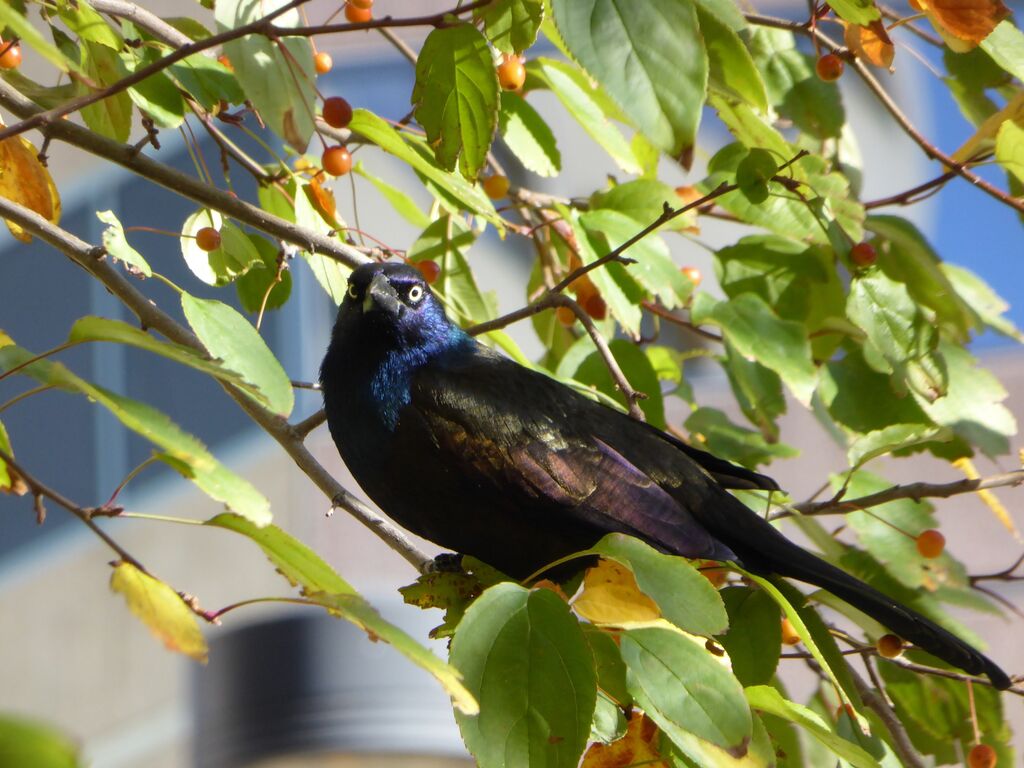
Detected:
left=90, top=0, right=192, bottom=47
left=642, top=301, right=724, bottom=343
left=293, top=409, right=328, bottom=438
left=0, top=195, right=432, bottom=573
left=278, top=0, right=495, bottom=37
left=864, top=170, right=958, bottom=209
left=746, top=14, right=1024, bottom=216
left=770, top=469, right=1024, bottom=521
left=851, top=660, right=926, bottom=768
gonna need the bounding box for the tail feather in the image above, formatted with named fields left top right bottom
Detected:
left=704, top=500, right=1011, bottom=690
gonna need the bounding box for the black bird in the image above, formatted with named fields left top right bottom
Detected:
left=321, top=261, right=1011, bottom=690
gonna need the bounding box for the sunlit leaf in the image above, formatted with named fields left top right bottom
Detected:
left=574, top=558, right=661, bottom=625
left=477, top=0, right=545, bottom=53
left=499, top=91, right=561, bottom=177
left=0, top=716, right=83, bottom=768
left=0, top=132, right=61, bottom=243
left=96, top=210, right=150, bottom=276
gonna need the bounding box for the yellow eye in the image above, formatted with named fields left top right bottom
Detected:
left=407, top=285, right=424, bottom=303
left=347, top=284, right=358, bottom=299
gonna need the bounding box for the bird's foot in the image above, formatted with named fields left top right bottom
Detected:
left=426, top=552, right=465, bottom=574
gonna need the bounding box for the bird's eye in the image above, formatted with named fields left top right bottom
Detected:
left=407, top=284, right=424, bottom=304
left=347, top=284, right=358, bottom=300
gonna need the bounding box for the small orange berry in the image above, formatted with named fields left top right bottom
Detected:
left=345, top=3, right=372, bottom=23
left=482, top=174, right=510, bottom=200
left=314, top=51, right=333, bottom=75
left=816, top=53, right=844, bottom=82
left=916, top=529, right=945, bottom=559
left=584, top=294, right=607, bottom=320
left=876, top=634, right=903, bottom=659
left=349, top=0, right=374, bottom=7
left=556, top=306, right=576, bottom=327
left=967, top=744, right=997, bottom=768
left=322, top=96, right=354, bottom=129
left=0, top=41, right=22, bottom=70
left=681, top=266, right=701, bottom=286
left=781, top=617, right=801, bottom=646
left=195, top=227, right=221, bottom=252
left=415, top=260, right=440, bottom=284
left=322, top=145, right=353, bottom=177
left=697, top=560, right=727, bottom=588
left=497, top=56, right=526, bottom=91
left=217, top=54, right=233, bottom=72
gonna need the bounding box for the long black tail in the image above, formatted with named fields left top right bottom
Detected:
left=707, top=499, right=1011, bottom=690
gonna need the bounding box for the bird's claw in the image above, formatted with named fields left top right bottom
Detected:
left=427, top=552, right=465, bottom=574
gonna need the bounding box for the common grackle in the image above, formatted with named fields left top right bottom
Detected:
left=321, top=262, right=1011, bottom=690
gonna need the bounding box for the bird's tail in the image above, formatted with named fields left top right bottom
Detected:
left=713, top=509, right=1011, bottom=690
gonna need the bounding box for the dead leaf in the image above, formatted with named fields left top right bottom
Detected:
left=304, top=178, right=339, bottom=228
left=845, top=21, right=895, bottom=69
left=573, top=559, right=660, bottom=625
left=109, top=561, right=208, bottom=662
left=0, top=130, right=62, bottom=242
left=951, top=90, right=1024, bottom=164
left=916, top=0, right=1010, bottom=50
left=953, top=457, right=1020, bottom=540
left=582, top=712, right=669, bottom=768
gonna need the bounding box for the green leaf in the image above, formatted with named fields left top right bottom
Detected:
left=349, top=110, right=502, bottom=226
left=589, top=695, right=627, bottom=744
left=589, top=179, right=696, bottom=232
left=865, top=215, right=974, bottom=343
left=722, top=342, right=785, bottom=441
left=0, top=418, right=22, bottom=493
left=980, top=20, right=1024, bottom=83
left=819, top=350, right=932, bottom=435
left=412, top=23, right=499, bottom=179
left=452, top=583, right=597, bottom=768
left=529, top=58, right=639, bottom=173
left=717, top=586, right=781, bottom=687
left=180, top=209, right=261, bottom=286
left=846, top=270, right=947, bottom=402
left=582, top=625, right=631, bottom=705
left=499, top=91, right=561, bottom=177
left=744, top=686, right=880, bottom=768
left=697, top=2, right=767, bottom=112
left=477, top=0, right=545, bottom=53
left=942, top=262, right=1024, bottom=342
left=663, top=711, right=777, bottom=768
left=825, top=0, right=881, bottom=25
left=0, top=3, right=83, bottom=74
left=685, top=407, right=798, bottom=468
left=58, top=0, right=122, bottom=49
left=80, top=41, right=133, bottom=143
left=408, top=215, right=494, bottom=325
left=305, top=592, right=479, bottom=715
left=215, top=0, right=316, bottom=151
left=912, top=343, right=1016, bottom=458
left=0, top=345, right=271, bottom=524
left=995, top=118, right=1024, bottom=184
left=692, top=292, right=817, bottom=406
left=556, top=337, right=665, bottom=426
left=353, top=162, right=431, bottom=228
left=749, top=28, right=844, bottom=139
left=168, top=53, right=244, bottom=111
left=552, top=0, right=708, bottom=156
left=235, top=235, right=292, bottom=314
left=592, top=533, right=729, bottom=636
left=621, top=625, right=751, bottom=753
left=109, top=561, right=207, bottom=661
left=124, top=52, right=186, bottom=129
left=579, top=208, right=690, bottom=309
left=206, top=513, right=354, bottom=595
left=96, top=209, right=151, bottom=277
left=181, top=294, right=294, bottom=417
left=0, top=716, right=83, bottom=768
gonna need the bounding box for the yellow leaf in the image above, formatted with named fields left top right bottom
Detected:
left=0, top=132, right=61, bottom=242
left=844, top=21, right=895, bottom=69
left=952, top=457, right=1020, bottom=539
left=916, top=0, right=1010, bottom=50
left=951, top=90, right=1024, bottom=164
left=0, top=329, right=13, bottom=348
left=573, top=559, right=660, bottom=625
left=582, top=712, right=669, bottom=768
left=109, top=561, right=208, bottom=662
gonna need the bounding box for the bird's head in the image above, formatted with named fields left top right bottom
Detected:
left=333, top=261, right=463, bottom=355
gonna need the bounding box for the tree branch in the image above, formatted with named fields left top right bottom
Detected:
left=0, top=195, right=431, bottom=573
left=849, top=661, right=926, bottom=768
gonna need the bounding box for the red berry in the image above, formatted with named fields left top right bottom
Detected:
left=681, top=266, right=702, bottom=286
left=497, top=56, right=526, bottom=91
left=584, top=294, right=607, bottom=320
left=482, top=174, right=510, bottom=200
left=850, top=242, right=877, bottom=267
left=816, top=53, right=844, bottom=81
left=322, top=145, right=353, bottom=177
left=345, top=3, right=372, bottom=22
left=915, top=529, right=945, bottom=559
left=322, top=97, right=354, bottom=129
left=0, top=41, right=21, bottom=70
left=968, top=744, right=997, bottom=768
left=556, top=306, right=576, bottom=327
left=415, top=260, right=440, bottom=284
left=195, top=227, right=221, bottom=252
left=876, top=634, right=903, bottom=659
left=314, top=52, right=333, bottom=75
left=781, top=617, right=801, bottom=646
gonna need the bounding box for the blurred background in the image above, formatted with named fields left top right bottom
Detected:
left=1, top=0, right=1022, bottom=765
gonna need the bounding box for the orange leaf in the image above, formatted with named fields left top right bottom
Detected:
left=845, top=21, right=895, bottom=69
left=0, top=131, right=61, bottom=243
left=303, top=178, right=340, bottom=228
left=573, top=558, right=660, bottom=625
left=582, top=712, right=669, bottom=768
left=916, top=0, right=1010, bottom=49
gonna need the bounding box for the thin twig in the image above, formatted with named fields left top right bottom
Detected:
left=850, top=660, right=926, bottom=768
left=293, top=409, right=328, bottom=438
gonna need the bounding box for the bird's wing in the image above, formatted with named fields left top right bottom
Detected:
left=407, top=347, right=737, bottom=561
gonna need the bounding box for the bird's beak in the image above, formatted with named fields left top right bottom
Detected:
left=363, top=272, right=401, bottom=317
